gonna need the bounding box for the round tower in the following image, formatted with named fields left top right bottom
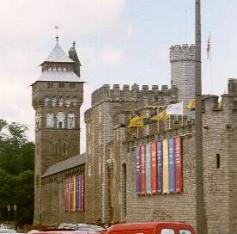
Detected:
left=170, top=44, right=195, bottom=110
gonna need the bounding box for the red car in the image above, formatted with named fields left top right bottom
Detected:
left=104, top=222, right=195, bottom=234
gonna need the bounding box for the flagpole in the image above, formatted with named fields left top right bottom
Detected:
left=168, top=114, right=171, bottom=129
left=181, top=100, right=184, bottom=126
left=195, top=0, right=207, bottom=233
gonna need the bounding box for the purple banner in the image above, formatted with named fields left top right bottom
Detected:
left=135, top=147, right=141, bottom=194
left=156, top=141, right=163, bottom=193
left=168, top=138, right=176, bottom=193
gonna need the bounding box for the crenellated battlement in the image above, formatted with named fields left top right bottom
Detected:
left=170, top=44, right=195, bottom=62
left=91, top=83, right=176, bottom=106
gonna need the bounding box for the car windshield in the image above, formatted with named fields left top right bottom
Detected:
left=57, top=223, right=105, bottom=231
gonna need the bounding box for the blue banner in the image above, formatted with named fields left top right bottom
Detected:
left=168, top=138, right=176, bottom=192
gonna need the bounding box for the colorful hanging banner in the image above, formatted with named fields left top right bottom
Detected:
left=168, top=138, right=176, bottom=193
left=157, top=141, right=163, bottom=193
left=135, top=147, right=141, bottom=194
left=162, top=139, right=169, bottom=194
left=80, top=175, right=84, bottom=211
left=140, top=144, right=146, bottom=195
left=146, top=143, right=151, bottom=194
left=175, top=136, right=183, bottom=192
left=151, top=142, right=157, bottom=194
left=64, top=175, right=84, bottom=212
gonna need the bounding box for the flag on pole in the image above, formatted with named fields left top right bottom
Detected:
left=187, top=99, right=196, bottom=110
left=166, top=102, right=183, bottom=115
left=207, top=33, right=211, bottom=59
left=128, top=116, right=144, bottom=127
left=151, top=110, right=169, bottom=121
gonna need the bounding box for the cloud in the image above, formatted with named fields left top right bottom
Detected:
left=100, top=47, right=126, bottom=65
left=0, top=0, right=126, bottom=143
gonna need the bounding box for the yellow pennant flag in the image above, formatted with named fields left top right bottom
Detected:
left=187, top=99, right=196, bottom=110
left=128, top=116, right=144, bottom=128
left=151, top=110, right=169, bottom=121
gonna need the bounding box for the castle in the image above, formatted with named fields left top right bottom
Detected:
left=32, top=41, right=237, bottom=233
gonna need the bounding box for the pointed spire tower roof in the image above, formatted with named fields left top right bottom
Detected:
left=35, top=37, right=82, bottom=83
left=42, top=37, right=74, bottom=64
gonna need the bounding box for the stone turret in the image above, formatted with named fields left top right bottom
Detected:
left=170, top=44, right=196, bottom=111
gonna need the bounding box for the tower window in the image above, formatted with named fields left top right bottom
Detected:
left=46, top=113, right=54, bottom=128
left=216, top=154, right=220, bottom=168
left=52, top=97, right=57, bottom=106
left=48, top=82, right=53, bottom=88
left=70, top=83, right=76, bottom=88
left=56, top=112, right=65, bottom=128
left=59, top=122, right=63, bottom=128
left=58, top=82, right=64, bottom=88
left=68, top=113, right=75, bottom=129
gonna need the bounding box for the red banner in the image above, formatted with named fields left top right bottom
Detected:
left=140, top=144, right=146, bottom=195
left=175, top=136, right=183, bottom=192
left=150, top=142, right=157, bottom=194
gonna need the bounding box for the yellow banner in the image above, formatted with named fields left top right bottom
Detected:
left=151, top=110, right=169, bottom=121
left=128, top=116, right=144, bottom=127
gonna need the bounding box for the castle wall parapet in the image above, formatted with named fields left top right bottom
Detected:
left=170, top=44, right=195, bottom=62
left=91, top=84, right=176, bottom=106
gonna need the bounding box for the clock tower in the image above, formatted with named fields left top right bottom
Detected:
left=32, top=38, right=84, bottom=224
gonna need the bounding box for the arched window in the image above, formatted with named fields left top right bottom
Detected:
left=59, top=96, right=64, bottom=107
left=52, top=97, right=57, bottom=106
left=35, top=112, right=41, bottom=129
left=56, top=112, right=65, bottom=128
left=46, top=113, right=54, bottom=128
left=68, top=113, right=75, bottom=129
left=65, top=96, right=70, bottom=107
left=45, top=97, right=49, bottom=106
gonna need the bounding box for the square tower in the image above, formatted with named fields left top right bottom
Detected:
left=32, top=39, right=84, bottom=224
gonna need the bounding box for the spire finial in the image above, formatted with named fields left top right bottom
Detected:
left=73, top=41, right=76, bottom=48
left=55, top=25, right=59, bottom=44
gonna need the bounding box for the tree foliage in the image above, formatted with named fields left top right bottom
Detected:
left=0, top=119, right=34, bottom=227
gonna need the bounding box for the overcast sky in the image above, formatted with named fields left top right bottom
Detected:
left=0, top=0, right=237, bottom=152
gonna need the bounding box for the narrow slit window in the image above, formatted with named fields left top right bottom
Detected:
left=216, top=154, right=220, bottom=168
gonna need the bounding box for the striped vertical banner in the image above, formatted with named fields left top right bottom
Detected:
left=80, top=175, right=84, bottom=211
left=73, top=176, right=76, bottom=211
left=146, top=143, right=151, bottom=194
left=168, top=138, right=176, bottom=193
left=75, top=176, right=78, bottom=210
left=70, top=176, right=74, bottom=211
left=67, top=177, right=71, bottom=211
left=157, top=141, right=163, bottom=193
left=175, top=136, right=183, bottom=192
left=78, top=175, right=81, bottom=210
left=150, top=142, right=157, bottom=194
left=64, top=179, right=68, bottom=211
left=162, top=139, right=169, bottom=194
left=140, top=144, right=146, bottom=195
left=135, top=147, right=141, bottom=194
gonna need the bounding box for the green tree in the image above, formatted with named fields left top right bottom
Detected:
left=0, top=119, right=34, bottom=226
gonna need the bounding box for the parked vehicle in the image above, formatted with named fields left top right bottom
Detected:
left=57, top=223, right=105, bottom=233
left=28, top=223, right=105, bottom=234
left=105, top=222, right=195, bottom=234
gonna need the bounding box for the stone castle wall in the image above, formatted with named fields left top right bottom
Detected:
left=40, top=166, right=85, bottom=226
